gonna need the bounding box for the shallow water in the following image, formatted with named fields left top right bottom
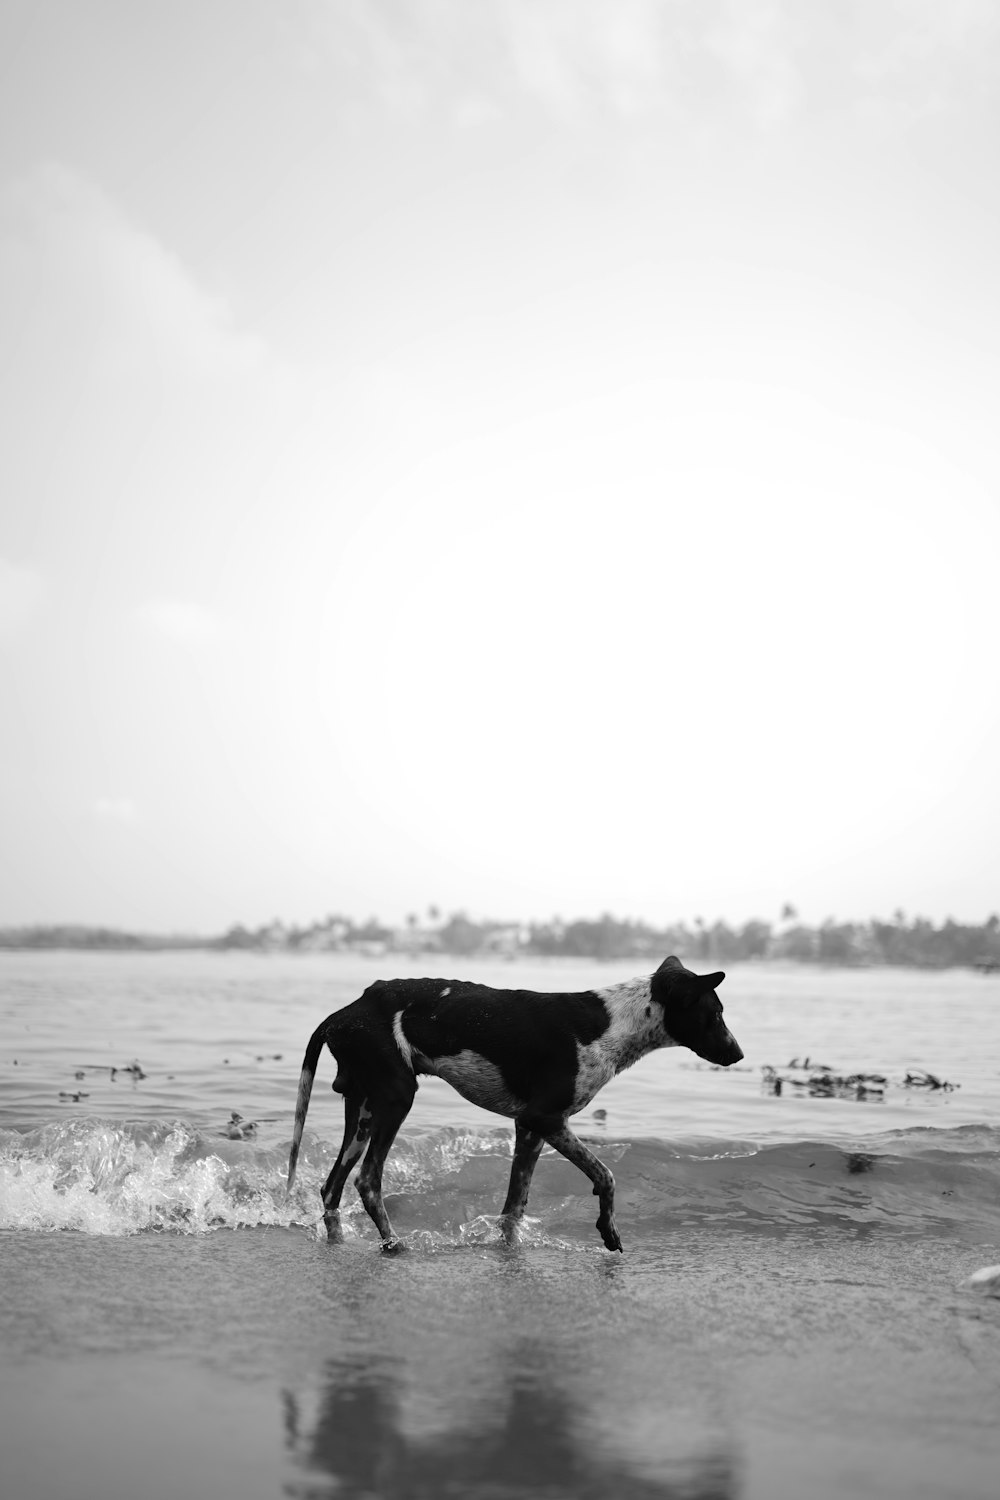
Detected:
left=3, top=953, right=1000, bottom=1498
left=3, top=950, right=998, bottom=1137
left=3, top=951, right=999, bottom=1239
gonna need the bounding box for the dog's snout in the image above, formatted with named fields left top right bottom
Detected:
left=718, top=1029, right=743, bottom=1066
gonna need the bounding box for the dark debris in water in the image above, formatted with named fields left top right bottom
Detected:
left=224, top=1111, right=258, bottom=1140
left=71, top=1060, right=148, bottom=1083
left=221, top=1110, right=281, bottom=1140
left=57, top=1061, right=149, bottom=1101
left=761, top=1059, right=957, bottom=1102
left=903, top=1069, right=955, bottom=1090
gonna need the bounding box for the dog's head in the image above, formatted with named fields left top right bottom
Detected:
left=651, top=955, right=743, bottom=1067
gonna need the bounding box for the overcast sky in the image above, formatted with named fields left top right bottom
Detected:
left=2, top=1, right=999, bottom=934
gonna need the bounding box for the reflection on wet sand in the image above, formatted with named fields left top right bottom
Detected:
left=282, top=1339, right=736, bottom=1500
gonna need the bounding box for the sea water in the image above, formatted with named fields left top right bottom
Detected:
left=3, top=952, right=1000, bottom=1500
left=3, top=952, right=999, bottom=1239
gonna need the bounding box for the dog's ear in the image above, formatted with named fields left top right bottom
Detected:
left=656, top=955, right=686, bottom=975
left=701, top=971, right=725, bottom=990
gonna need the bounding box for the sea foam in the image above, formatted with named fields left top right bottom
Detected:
left=3, top=1116, right=1000, bottom=1243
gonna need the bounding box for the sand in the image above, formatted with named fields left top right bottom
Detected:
left=3, top=1222, right=999, bottom=1500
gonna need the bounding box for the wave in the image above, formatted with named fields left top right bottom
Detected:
left=2, top=1117, right=999, bottom=1241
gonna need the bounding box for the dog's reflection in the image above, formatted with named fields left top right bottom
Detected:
left=282, top=1342, right=737, bottom=1500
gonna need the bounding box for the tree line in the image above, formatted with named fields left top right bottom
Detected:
left=1, top=909, right=999, bottom=969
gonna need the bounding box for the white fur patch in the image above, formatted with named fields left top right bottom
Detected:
left=571, top=977, right=677, bottom=1113
left=423, top=1049, right=520, bottom=1117
left=392, top=1011, right=414, bottom=1071
left=343, top=1101, right=372, bottom=1164
left=440, top=986, right=451, bottom=996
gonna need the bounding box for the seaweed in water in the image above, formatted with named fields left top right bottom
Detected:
left=70, top=1061, right=148, bottom=1082
left=903, top=1069, right=955, bottom=1091
left=761, top=1060, right=957, bottom=1103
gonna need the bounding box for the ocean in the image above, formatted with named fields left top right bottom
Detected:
left=2, top=952, right=1000, bottom=1499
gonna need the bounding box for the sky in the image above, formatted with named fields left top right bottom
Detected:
left=1, top=0, right=1000, bottom=934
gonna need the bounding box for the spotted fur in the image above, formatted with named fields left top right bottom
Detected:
left=571, top=976, right=680, bottom=1112
left=286, top=955, right=743, bottom=1252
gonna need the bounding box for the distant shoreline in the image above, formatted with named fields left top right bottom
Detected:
left=1, top=914, right=998, bottom=972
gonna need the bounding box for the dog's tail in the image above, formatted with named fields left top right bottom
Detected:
left=286, top=1022, right=326, bottom=1195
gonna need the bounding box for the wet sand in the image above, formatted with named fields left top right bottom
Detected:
left=3, top=1222, right=999, bottom=1500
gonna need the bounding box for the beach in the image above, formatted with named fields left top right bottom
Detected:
left=4, top=1221, right=1000, bottom=1499
left=3, top=953, right=1000, bottom=1498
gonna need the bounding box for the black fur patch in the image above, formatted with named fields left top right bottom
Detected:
left=349, top=978, right=610, bottom=1116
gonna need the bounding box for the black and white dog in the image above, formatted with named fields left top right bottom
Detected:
left=286, top=954, right=743, bottom=1252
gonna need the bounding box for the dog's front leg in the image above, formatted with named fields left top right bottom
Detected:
left=544, top=1124, right=623, bottom=1253
left=499, top=1119, right=545, bottom=1242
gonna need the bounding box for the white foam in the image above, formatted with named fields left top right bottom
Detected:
left=0, top=1120, right=307, bottom=1236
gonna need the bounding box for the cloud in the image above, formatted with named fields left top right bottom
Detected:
left=310, top=0, right=1000, bottom=129
left=704, top=0, right=801, bottom=126
left=2, top=163, right=278, bottom=383
left=0, top=557, right=44, bottom=637
left=137, top=599, right=236, bottom=646
left=852, top=0, right=1000, bottom=117
left=317, top=0, right=682, bottom=121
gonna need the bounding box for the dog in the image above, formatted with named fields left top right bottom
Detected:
left=286, top=954, right=743, bottom=1251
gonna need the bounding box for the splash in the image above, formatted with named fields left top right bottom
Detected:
left=0, top=1118, right=298, bottom=1235
left=3, top=1117, right=999, bottom=1242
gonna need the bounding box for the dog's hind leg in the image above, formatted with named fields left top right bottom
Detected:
left=544, top=1123, right=623, bottom=1253
left=499, top=1119, right=545, bottom=1243
left=320, top=1093, right=371, bottom=1241
left=355, top=1086, right=415, bottom=1250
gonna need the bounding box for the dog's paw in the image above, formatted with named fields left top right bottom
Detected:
left=380, top=1235, right=408, bottom=1255
left=597, top=1215, right=623, bottom=1253
left=498, top=1213, right=522, bottom=1246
